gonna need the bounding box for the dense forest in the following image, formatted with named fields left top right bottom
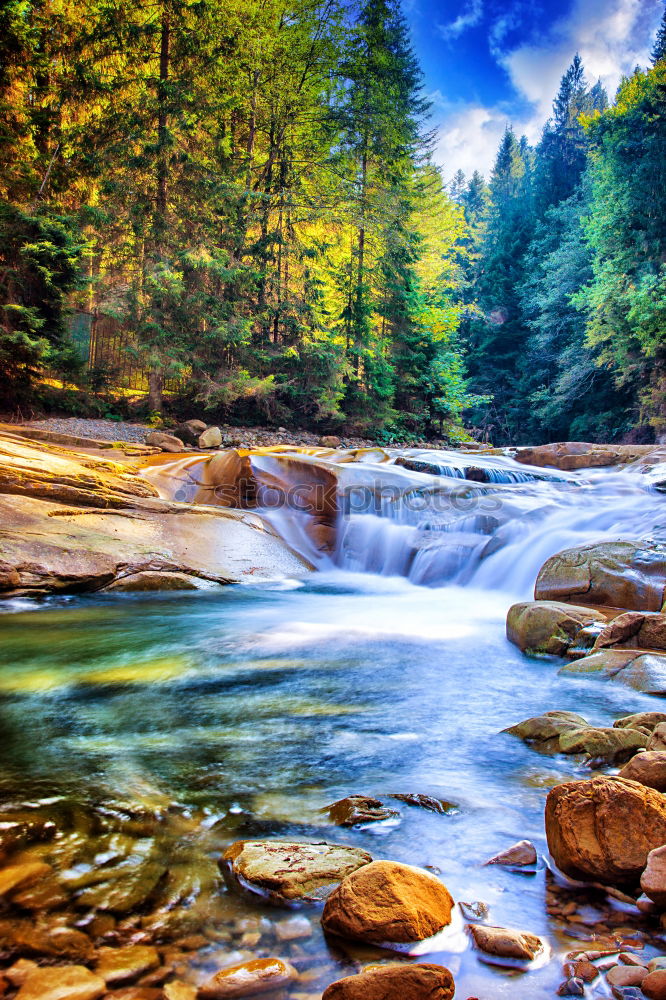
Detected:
left=1, top=0, right=665, bottom=444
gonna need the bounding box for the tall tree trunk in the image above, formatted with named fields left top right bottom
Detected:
left=150, top=7, right=171, bottom=414
left=354, top=143, right=368, bottom=378
left=156, top=10, right=170, bottom=224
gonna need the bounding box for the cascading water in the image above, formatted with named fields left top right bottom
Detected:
left=142, top=446, right=666, bottom=597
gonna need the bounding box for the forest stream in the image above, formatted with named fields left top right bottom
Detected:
left=1, top=446, right=666, bottom=999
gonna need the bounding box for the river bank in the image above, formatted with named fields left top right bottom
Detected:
left=0, top=427, right=665, bottom=1000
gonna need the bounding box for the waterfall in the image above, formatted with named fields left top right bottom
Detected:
left=142, top=447, right=665, bottom=598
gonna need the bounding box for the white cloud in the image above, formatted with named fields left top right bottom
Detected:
left=437, top=0, right=484, bottom=42
left=433, top=0, right=664, bottom=180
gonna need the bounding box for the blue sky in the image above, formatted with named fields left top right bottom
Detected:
left=407, top=0, right=664, bottom=179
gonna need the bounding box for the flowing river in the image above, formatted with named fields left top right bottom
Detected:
left=1, top=447, right=666, bottom=997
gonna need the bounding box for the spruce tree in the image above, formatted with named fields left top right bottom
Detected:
left=652, top=2, right=666, bottom=64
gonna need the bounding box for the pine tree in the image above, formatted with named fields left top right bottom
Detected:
left=449, top=169, right=466, bottom=203
left=652, top=2, right=666, bottom=64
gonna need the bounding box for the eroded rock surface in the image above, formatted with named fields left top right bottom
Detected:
left=546, top=776, right=666, bottom=884
left=0, top=433, right=310, bottom=596
left=620, top=752, right=666, bottom=791
left=561, top=649, right=666, bottom=694
left=321, top=860, right=454, bottom=944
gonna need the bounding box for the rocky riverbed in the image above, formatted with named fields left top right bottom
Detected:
left=1, top=424, right=666, bottom=999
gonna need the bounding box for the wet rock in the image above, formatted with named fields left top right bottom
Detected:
left=221, top=840, right=372, bottom=903
left=103, top=572, right=209, bottom=592
left=615, top=713, right=666, bottom=733
left=640, top=969, right=666, bottom=999
left=558, top=727, right=646, bottom=764
left=0, top=813, right=56, bottom=859
left=459, top=900, right=489, bottom=921
left=594, top=612, right=666, bottom=652
left=145, top=432, right=186, bottom=453
left=15, top=965, right=105, bottom=1000
left=11, top=872, right=69, bottom=910
left=484, top=840, right=537, bottom=867
left=506, top=601, right=611, bottom=655
left=557, top=978, right=585, bottom=996
left=504, top=711, right=589, bottom=743
left=562, top=649, right=666, bottom=695
left=163, top=984, right=197, bottom=1000
left=468, top=922, right=545, bottom=962
left=390, top=793, right=457, bottom=813
left=319, top=436, right=341, bottom=448
left=198, top=427, right=222, bottom=449
left=321, top=860, right=454, bottom=944
left=514, top=442, right=639, bottom=471
left=173, top=420, right=207, bottom=446
left=534, top=540, right=666, bottom=612
left=321, top=963, right=455, bottom=1000
left=648, top=724, right=666, bottom=751
left=0, top=920, right=92, bottom=961
left=640, top=845, right=666, bottom=907
left=274, top=916, right=312, bottom=941
left=394, top=457, right=441, bottom=475
left=195, top=451, right=257, bottom=508
left=563, top=959, right=599, bottom=981
left=198, top=957, right=298, bottom=998
left=75, top=860, right=166, bottom=913
left=545, top=776, right=666, bottom=884
left=620, top=752, right=666, bottom=791
left=95, top=945, right=160, bottom=985
left=5, top=960, right=38, bottom=987
left=327, top=796, right=399, bottom=826
left=0, top=861, right=53, bottom=898
left=606, top=965, right=648, bottom=986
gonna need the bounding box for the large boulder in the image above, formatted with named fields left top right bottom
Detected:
left=173, top=419, right=207, bottom=446
left=220, top=840, right=372, bottom=903
left=504, top=711, right=589, bottom=744
left=321, top=860, right=454, bottom=944
left=0, top=434, right=310, bottom=596
left=545, top=776, right=666, bottom=884
left=535, top=540, right=666, bottom=612
left=557, top=726, right=647, bottom=763
left=560, top=649, right=666, bottom=695
left=593, top=612, right=666, bottom=651
left=321, top=964, right=455, bottom=1000
left=620, top=752, right=666, bottom=792
left=198, top=426, right=222, bottom=449
left=145, top=431, right=186, bottom=453
left=506, top=601, right=612, bottom=655
left=640, top=845, right=666, bottom=908
left=513, top=442, right=660, bottom=471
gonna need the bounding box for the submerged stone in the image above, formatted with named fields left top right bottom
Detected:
left=326, top=795, right=399, bottom=826
left=221, top=840, right=372, bottom=903
left=198, top=957, right=298, bottom=998
left=15, top=965, right=105, bottom=1000
left=95, top=945, right=160, bottom=985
